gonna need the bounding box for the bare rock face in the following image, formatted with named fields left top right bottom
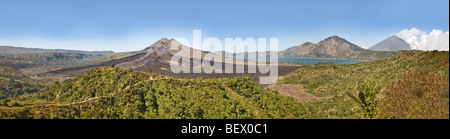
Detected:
left=368, top=35, right=411, bottom=51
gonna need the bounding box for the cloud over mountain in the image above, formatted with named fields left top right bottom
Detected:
left=396, top=28, right=449, bottom=51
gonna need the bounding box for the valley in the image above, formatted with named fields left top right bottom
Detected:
left=0, top=36, right=448, bottom=119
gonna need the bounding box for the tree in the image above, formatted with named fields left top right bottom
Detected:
left=110, top=64, right=115, bottom=68
left=346, top=81, right=380, bottom=119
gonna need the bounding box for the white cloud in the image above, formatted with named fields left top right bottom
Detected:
left=396, top=28, right=449, bottom=51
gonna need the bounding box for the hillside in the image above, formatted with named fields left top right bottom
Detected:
left=1, top=51, right=447, bottom=119
left=42, top=38, right=207, bottom=77
left=0, top=46, right=113, bottom=69
left=0, top=67, right=310, bottom=119
left=0, top=67, right=49, bottom=100
left=368, top=35, right=411, bottom=51
left=42, top=38, right=302, bottom=84
left=279, top=36, right=393, bottom=61
left=276, top=50, right=449, bottom=119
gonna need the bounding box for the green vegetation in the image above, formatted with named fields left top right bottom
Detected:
left=1, top=67, right=310, bottom=119
left=1, top=50, right=447, bottom=119
left=277, top=50, right=449, bottom=119
left=0, top=67, right=48, bottom=100
left=381, top=57, right=449, bottom=119
left=34, top=67, right=164, bottom=103
left=346, top=81, right=380, bottom=119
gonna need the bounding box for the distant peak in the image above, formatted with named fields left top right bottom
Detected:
left=385, top=35, right=408, bottom=43
left=325, top=35, right=344, bottom=40
left=320, top=35, right=349, bottom=44
left=388, top=35, right=400, bottom=39
left=156, top=38, right=171, bottom=43
left=143, top=38, right=174, bottom=51
left=368, top=35, right=411, bottom=51
left=301, top=42, right=314, bottom=46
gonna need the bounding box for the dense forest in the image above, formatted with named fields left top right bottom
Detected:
left=0, top=67, right=310, bottom=119
left=0, top=67, right=48, bottom=100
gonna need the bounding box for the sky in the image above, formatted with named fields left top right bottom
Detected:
left=0, top=0, right=448, bottom=52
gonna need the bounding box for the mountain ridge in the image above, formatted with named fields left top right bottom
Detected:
left=215, top=35, right=393, bottom=61
left=279, top=35, right=392, bottom=60
left=0, top=46, right=113, bottom=69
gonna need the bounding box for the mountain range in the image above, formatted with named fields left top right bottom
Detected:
left=278, top=35, right=393, bottom=60
left=2, top=35, right=399, bottom=81
left=41, top=38, right=213, bottom=76
left=216, top=35, right=394, bottom=61
left=41, top=38, right=299, bottom=84
left=0, top=46, right=113, bottom=69
left=1, top=35, right=448, bottom=119
left=2, top=49, right=447, bottom=119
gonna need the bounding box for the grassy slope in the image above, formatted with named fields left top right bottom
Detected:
left=277, top=50, right=449, bottom=119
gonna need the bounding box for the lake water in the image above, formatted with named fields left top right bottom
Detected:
left=236, top=57, right=361, bottom=65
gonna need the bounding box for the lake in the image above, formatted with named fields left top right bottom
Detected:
left=236, top=57, right=361, bottom=65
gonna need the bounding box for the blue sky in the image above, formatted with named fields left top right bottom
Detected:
left=0, top=0, right=448, bottom=52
